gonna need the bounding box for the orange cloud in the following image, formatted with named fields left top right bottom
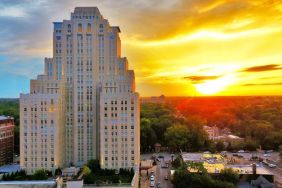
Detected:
left=184, top=75, right=221, bottom=84
left=242, top=64, right=282, bottom=72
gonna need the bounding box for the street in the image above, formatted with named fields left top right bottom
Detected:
left=140, top=152, right=174, bottom=188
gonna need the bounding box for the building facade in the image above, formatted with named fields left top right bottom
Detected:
left=20, top=7, right=140, bottom=174
left=0, top=116, right=14, bottom=166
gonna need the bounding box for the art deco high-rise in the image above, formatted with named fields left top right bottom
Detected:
left=20, top=7, right=140, bottom=174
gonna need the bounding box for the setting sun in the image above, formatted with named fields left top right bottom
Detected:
left=195, top=75, right=235, bottom=95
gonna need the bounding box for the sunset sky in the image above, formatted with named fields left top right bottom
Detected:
left=0, top=0, right=282, bottom=97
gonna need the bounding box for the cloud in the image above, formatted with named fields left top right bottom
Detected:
left=0, top=6, right=27, bottom=17
left=184, top=75, right=220, bottom=84
left=242, top=64, right=282, bottom=72
left=242, top=82, right=282, bottom=86
left=119, top=0, right=282, bottom=41
left=1, top=0, right=282, bottom=97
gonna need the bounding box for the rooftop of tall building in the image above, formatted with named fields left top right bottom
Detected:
left=73, top=7, right=101, bottom=15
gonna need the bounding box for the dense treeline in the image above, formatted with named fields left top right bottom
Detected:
left=140, top=103, right=211, bottom=152
left=174, top=96, right=282, bottom=150
left=1, top=97, right=282, bottom=156
left=2, top=169, right=52, bottom=180
left=0, top=99, right=20, bottom=154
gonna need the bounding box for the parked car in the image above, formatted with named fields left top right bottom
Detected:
left=268, top=164, right=277, bottom=168
left=150, top=181, right=155, bottom=187
left=221, top=151, right=227, bottom=157
left=238, top=150, right=245, bottom=153
left=151, top=155, right=156, bottom=160
left=150, top=175, right=155, bottom=181
left=161, top=164, right=169, bottom=168
left=157, top=182, right=161, bottom=188
left=263, top=154, right=271, bottom=157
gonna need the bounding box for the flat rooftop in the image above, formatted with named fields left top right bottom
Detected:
left=0, top=164, right=20, bottom=173
left=181, top=153, right=273, bottom=176
left=182, top=153, right=204, bottom=162
left=0, top=181, right=56, bottom=185
left=182, top=153, right=223, bottom=162
left=227, top=165, right=273, bottom=175
left=0, top=115, right=13, bottom=121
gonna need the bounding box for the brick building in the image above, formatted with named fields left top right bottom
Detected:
left=0, top=116, right=14, bottom=166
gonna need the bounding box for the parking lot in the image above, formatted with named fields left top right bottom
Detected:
left=225, top=151, right=282, bottom=185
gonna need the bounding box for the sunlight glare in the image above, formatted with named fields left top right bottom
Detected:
left=195, top=75, right=235, bottom=95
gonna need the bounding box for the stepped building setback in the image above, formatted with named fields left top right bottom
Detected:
left=20, top=7, right=140, bottom=174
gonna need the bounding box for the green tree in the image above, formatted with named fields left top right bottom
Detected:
left=183, top=116, right=210, bottom=151
left=84, top=173, right=95, bottom=184
left=171, top=155, right=182, bottom=168
left=172, top=162, right=235, bottom=188
left=217, top=168, right=239, bottom=185
left=263, top=131, right=282, bottom=150
left=140, top=118, right=157, bottom=152
left=55, top=168, right=62, bottom=176
left=279, top=145, right=282, bottom=158
left=87, top=159, right=100, bottom=173
left=216, top=141, right=225, bottom=152
left=82, top=166, right=91, bottom=176
left=247, top=120, right=273, bottom=142
left=244, top=138, right=258, bottom=151
left=186, top=161, right=207, bottom=173
left=165, top=124, right=189, bottom=151
left=32, top=169, right=48, bottom=180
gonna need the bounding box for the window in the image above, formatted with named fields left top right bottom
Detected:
left=78, top=23, right=82, bottom=32
left=68, top=24, right=71, bottom=32
left=87, top=23, right=91, bottom=32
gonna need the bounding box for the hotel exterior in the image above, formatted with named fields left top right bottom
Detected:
left=20, top=7, right=140, bottom=174
left=0, top=116, right=14, bottom=166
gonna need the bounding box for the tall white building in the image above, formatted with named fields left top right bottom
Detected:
left=20, top=7, right=140, bottom=174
